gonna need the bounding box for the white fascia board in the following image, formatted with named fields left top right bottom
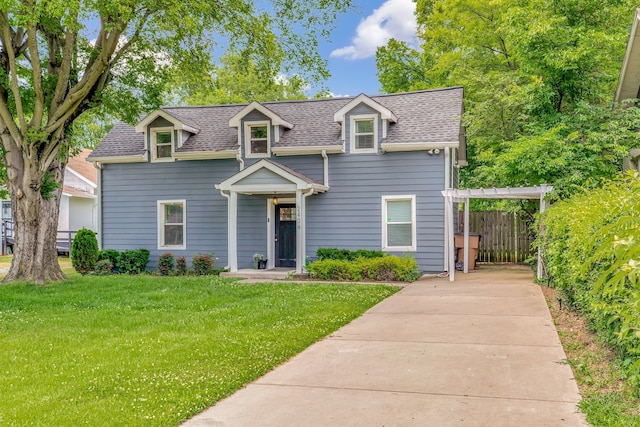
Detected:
left=174, top=150, right=238, bottom=160
left=333, top=94, right=398, bottom=123
left=615, top=9, right=640, bottom=102
left=134, top=110, right=200, bottom=134
left=88, top=155, right=147, bottom=164
left=271, top=145, right=344, bottom=156
left=66, top=167, right=97, bottom=188
left=228, top=101, right=294, bottom=129
left=216, top=159, right=324, bottom=192
left=62, top=191, right=97, bottom=199
left=381, top=141, right=459, bottom=152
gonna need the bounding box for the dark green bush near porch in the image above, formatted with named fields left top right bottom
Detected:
left=117, top=249, right=150, bottom=274
left=307, top=255, right=420, bottom=282
left=94, top=259, right=114, bottom=276
left=97, top=249, right=120, bottom=272
left=316, top=247, right=384, bottom=261
left=176, top=256, right=188, bottom=276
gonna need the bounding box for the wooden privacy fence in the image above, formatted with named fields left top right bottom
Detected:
left=458, top=211, right=535, bottom=263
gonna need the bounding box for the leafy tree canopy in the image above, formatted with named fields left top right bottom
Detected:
left=376, top=0, right=640, bottom=202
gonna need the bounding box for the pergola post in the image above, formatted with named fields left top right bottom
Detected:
left=537, top=185, right=548, bottom=281
left=463, top=197, right=470, bottom=274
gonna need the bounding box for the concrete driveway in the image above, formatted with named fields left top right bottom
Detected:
left=183, top=266, right=587, bottom=426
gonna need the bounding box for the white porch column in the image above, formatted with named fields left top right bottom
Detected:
left=295, top=190, right=303, bottom=274
left=228, top=191, right=238, bottom=272
left=463, top=198, right=470, bottom=274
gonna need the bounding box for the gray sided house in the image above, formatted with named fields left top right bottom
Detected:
left=88, top=88, right=466, bottom=274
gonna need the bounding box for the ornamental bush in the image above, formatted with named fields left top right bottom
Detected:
left=316, top=247, right=384, bottom=261
left=307, top=255, right=420, bottom=282
left=539, top=172, right=640, bottom=393
left=117, top=249, right=150, bottom=274
left=71, top=228, right=99, bottom=275
left=193, top=253, right=216, bottom=276
left=176, top=256, right=188, bottom=276
left=94, top=259, right=114, bottom=276
left=97, top=249, right=120, bottom=273
left=157, top=252, right=175, bottom=276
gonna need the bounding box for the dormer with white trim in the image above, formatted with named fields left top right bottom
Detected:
left=333, top=94, right=398, bottom=154
left=134, top=110, right=201, bottom=162
left=228, top=101, right=294, bottom=159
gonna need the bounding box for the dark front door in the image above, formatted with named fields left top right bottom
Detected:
left=275, top=205, right=296, bottom=267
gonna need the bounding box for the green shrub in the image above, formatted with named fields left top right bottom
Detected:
left=157, top=252, right=175, bottom=276
left=117, top=249, right=150, bottom=275
left=316, top=247, right=384, bottom=261
left=71, top=228, right=99, bottom=275
left=94, top=259, right=114, bottom=276
left=193, top=253, right=216, bottom=276
left=307, top=255, right=420, bottom=282
left=176, top=256, right=188, bottom=276
left=539, top=172, right=640, bottom=393
left=97, top=249, right=120, bottom=273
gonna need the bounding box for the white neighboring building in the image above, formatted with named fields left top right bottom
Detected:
left=58, top=148, right=98, bottom=234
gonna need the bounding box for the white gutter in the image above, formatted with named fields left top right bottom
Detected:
left=381, top=142, right=459, bottom=152
left=87, top=154, right=147, bottom=164
left=321, top=149, right=329, bottom=187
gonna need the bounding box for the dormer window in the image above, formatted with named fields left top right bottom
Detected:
left=245, top=121, right=270, bottom=158
left=151, top=128, right=174, bottom=161
left=350, top=114, right=377, bottom=153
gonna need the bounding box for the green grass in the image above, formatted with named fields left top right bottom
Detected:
left=0, top=275, right=399, bottom=426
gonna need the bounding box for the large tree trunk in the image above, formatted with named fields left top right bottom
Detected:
left=2, top=144, right=67, bottom=285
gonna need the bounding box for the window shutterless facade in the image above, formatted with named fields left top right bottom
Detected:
left=350, top=114, right=377, bottom=153
left=382, top=195, right=416, bottom=251
left=151, top=128, right=174, bottom=161
left=158, top=200, right=186, bottom=249
left=245, top=121, right=270, bottom=158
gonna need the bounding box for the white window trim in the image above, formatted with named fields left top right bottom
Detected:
left=244, top=121, right=271, bottom=159
left=150, top=127, right=175, bottom=162
left=157, top=199, right=186, bottom=250
left=350, top=114, right=378, bottom=154
left=382, top=195, right=417, bottom=252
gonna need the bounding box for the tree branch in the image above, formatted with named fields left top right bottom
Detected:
left=50, top=10, right=79, bottom=117
left=0, top=13, right=27, bottom=133
left=27, top=24, right=45, bottom=128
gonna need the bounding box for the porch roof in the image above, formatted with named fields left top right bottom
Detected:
left=215, top=159, right=329, bottom=194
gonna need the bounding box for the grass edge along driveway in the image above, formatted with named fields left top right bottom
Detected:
left=0, top=275, right=399, bottom=426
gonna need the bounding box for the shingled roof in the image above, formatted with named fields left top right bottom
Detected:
left=88, top=87, right=464, bottom=160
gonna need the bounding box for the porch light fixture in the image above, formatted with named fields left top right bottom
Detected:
left=272, top=195, right=278, bottom=206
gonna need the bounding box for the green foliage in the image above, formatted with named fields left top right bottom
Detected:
left=71, top=228, right=99, bottom=275
left=117, top=249, right=150, bottom=275
left=0, top=275, right=398, bottom=425
left=316, top=247, right=384, bottom=261
left=377, top=0, right=640, bottom=198
left=539, top=172, right=640, bottom=393
left=176, top=256, right=188, bottom=276
left=39, top=172, right=62, bottom=200
left=192, top=253, right=216, bottom=276
left=157, top=252, right=175, bottom=276
left=307, top=255, right=420, bottom=282
left=97, top=249, right=120, bottom=273
left=93, top=259, right=114, bottom=276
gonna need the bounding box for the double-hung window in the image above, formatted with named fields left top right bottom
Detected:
left=158, top=200, right=186, bottom=249
left=245, top=121, right=270, bottom=158
left=382, top=195, right=416, bottom=251
left=151, top=128, right=174, bottom=161
left=350, top=114, right=377, bottom=153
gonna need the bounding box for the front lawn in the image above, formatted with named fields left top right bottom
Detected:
left=0, top=275, right=399, bottom=426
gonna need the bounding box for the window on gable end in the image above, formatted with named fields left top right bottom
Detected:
left=350, top=114, right=377, bottom=153
left=151, top=128, right=174, bottom=161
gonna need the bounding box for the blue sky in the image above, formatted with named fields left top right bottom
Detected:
left=314, top=0, right=418, bottom=97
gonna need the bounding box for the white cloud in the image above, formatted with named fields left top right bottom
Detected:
left=331, top=0, right=417, bottom=60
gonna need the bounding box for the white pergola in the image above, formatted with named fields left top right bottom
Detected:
left=441, top=185, right=554, bottom=281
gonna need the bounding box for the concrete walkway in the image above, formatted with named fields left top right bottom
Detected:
left=183, top=267, right=587, bottom=426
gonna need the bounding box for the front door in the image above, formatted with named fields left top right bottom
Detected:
left=275, top=205, right=296, bottom=267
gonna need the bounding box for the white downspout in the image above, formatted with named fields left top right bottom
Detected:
left=236, top=149, right=244, bottom=171
left=321, top=150, right=329, bottom=187
left=91, top=161, right=102, bottom=249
